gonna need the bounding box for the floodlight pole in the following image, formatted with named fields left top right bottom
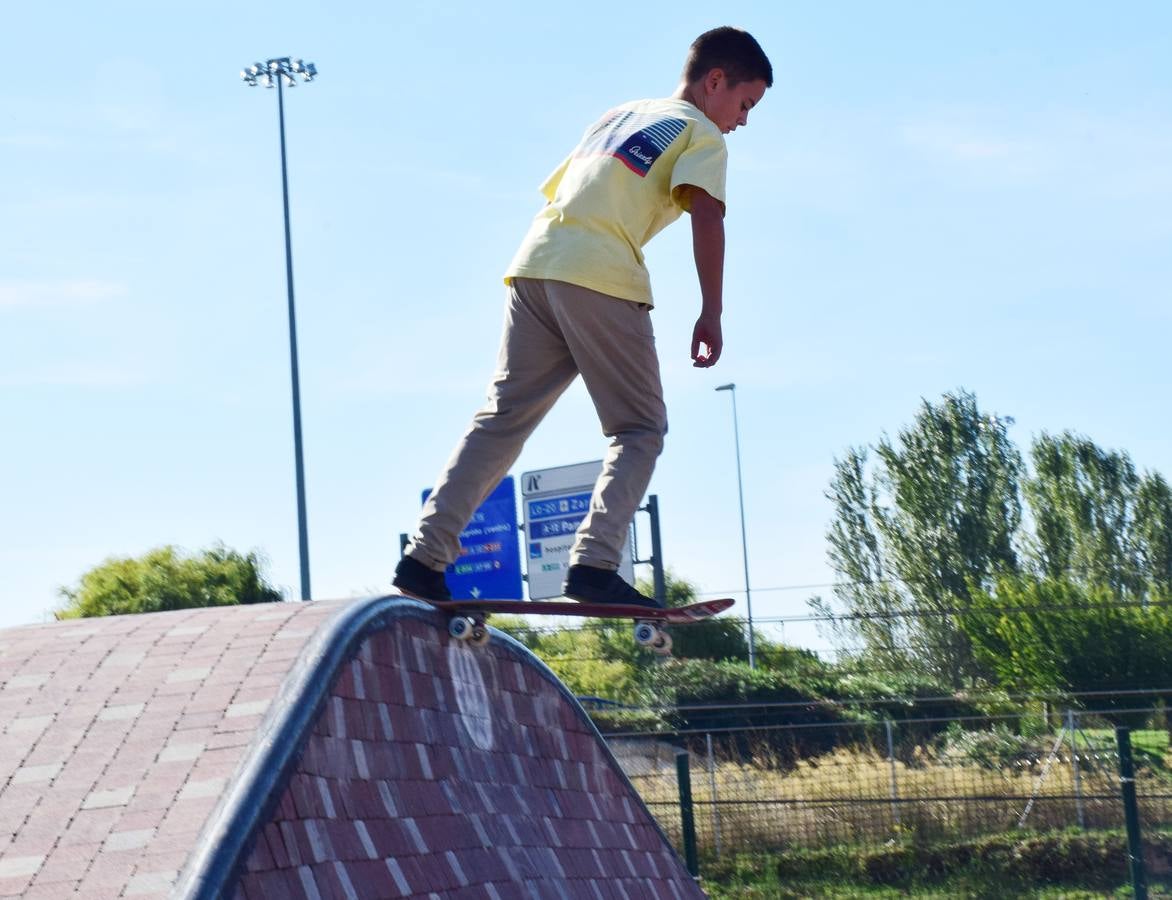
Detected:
left=716, top=383, right=755, bottom=668
left=242, top=57, right=318, bottom=602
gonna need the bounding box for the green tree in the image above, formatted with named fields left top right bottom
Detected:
left=819, top=390, right=1023, bottom=687
left=817, top=447, right=908, bottom=668
left=533, top=626, right=641, bottom=699
left=1136, top=473, right=1172, bottom=591
left=488, top=614, right=644, bottom=700
left=752, top=638, right=832, bottom=681
left=961, top=577, right=1172, bottom=722
left=57, top=544, right=283, bottom=618
left=1025, top=433, right=1143, bottom=596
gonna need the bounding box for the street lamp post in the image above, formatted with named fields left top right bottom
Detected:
left=241, top=57, right=318, bottom=602
left=715, top=383, right=755, bottom=668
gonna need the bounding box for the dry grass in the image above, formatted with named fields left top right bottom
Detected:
left=621, top=743, right=1150, bottom=853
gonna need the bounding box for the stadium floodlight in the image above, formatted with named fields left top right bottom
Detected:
left=240, top=56, right=319, bottom=602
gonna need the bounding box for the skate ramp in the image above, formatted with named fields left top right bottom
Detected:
left=0, top=596, right=704, bottom=898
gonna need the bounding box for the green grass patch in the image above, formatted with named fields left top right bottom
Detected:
left=1082, top=728, right=1169, bottom=757
left=1081, top=727, right=1171, bottom=776
left=700, top=829, right=1172, bottom=898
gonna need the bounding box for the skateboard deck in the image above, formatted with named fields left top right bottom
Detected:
left=422, top=596, right=734, bottom=655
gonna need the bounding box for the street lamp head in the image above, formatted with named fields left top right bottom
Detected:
left=240, top=58, right=318, bottom=88
left=715, top=383, right=736, bottom=392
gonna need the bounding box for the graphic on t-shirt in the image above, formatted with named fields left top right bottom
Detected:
left=578, top=110, right=687, bottom=177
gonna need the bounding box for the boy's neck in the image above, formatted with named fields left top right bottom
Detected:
left=672, top=83, right=702, bottom=110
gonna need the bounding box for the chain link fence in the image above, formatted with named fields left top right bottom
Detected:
left=603, top=708, right=1172, bottom=892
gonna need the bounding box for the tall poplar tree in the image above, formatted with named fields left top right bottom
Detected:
left=1025, top=433, right=1142, bottom=596
left=821, top=390, right=1023, bottom=686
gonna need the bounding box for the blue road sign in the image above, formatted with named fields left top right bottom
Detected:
left=421, top=476, right=522, bottom=600
left=520, top=461, right=634, bottom=599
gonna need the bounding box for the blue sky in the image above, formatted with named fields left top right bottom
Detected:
left=2, top=2, right=1169, bottom=651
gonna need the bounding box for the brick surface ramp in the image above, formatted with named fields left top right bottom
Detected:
left=0, top=596, right=705, bottom=899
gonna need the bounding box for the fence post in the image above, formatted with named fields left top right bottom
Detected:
left=706, top=733, right=723, bottom=858
left=885, top=719, right=901, bottom=830
left=676, top=748, right=699, bottom=878
left=1067, top=709, right=1085, bottom=829
left=1117, top=727, right=1148, bottom=900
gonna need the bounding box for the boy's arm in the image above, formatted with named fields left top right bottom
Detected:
left=687, top=186, right=725, bottom=368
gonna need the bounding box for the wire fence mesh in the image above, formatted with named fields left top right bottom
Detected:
left=604, top=707, right=1172, bottom=865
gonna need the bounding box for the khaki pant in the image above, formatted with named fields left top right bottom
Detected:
left=406, top=277, right=667, bottom=573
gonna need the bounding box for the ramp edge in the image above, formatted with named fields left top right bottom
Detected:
left=174, top=594, right=695, bottom=898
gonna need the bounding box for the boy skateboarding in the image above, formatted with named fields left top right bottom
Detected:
left=395, top=26, right=772, bottom=608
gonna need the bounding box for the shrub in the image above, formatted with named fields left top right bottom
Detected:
left=934, top=722, right=1036, bottom=769
left=639, top=659, right=847, bottom=763
left=57, top=544, right=282, bottom=617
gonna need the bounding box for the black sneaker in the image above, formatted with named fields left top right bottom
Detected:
left=562, top=565, right=663, bottom=609
left=393, top=556, right=452, bottom=602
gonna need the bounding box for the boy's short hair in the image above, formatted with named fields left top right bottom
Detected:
left=683, top=26, right=773, bottom=88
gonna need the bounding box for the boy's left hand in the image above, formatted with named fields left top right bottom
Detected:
left=691, top=313, right=723, bottom=367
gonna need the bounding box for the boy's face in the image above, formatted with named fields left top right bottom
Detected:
left=699, top=70, right=768, bottom=135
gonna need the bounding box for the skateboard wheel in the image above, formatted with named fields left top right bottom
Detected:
left=448, top=617, right=473, bottom=640
left=634, top=622, right=659, bottom=646
left=651, top=633, right=673, bottom=656
left=469, top=626, right=490, bottom=647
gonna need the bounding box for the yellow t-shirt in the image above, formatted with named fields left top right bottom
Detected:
left=504, top=98, right=728, bottom=306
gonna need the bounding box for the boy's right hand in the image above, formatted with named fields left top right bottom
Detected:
left=686, top=185, right=725, bottom=368
left=691, top=312, right=723, bottom=367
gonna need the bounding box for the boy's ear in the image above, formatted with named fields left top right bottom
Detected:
left=703, top=68, right=727, bottom=94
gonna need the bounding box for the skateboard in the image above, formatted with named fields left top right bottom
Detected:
left=423, top=596, right=735, bottom=656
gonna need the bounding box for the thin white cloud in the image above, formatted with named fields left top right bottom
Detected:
left=0, top=279, right=127, bottom=309
left=900, top=120, right=1040, bottom=174
left=898, top=109, right=1172, bottom=194
left=0, top=133, right=63, bottom=150
left=0, top=362, right=142, bottom=389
